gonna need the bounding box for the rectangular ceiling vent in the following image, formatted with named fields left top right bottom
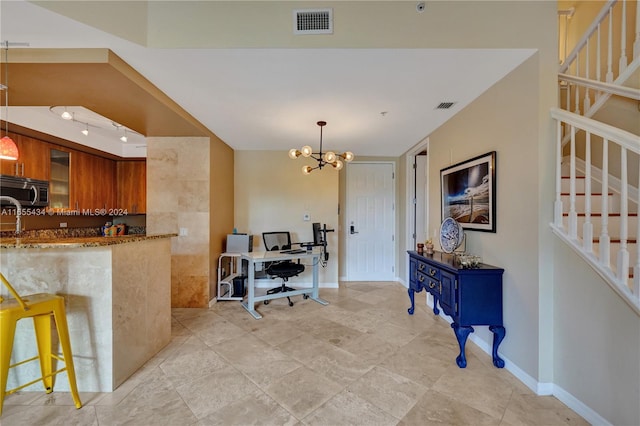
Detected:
left=435, top=102, right=456, bottom=110
left=293, top=8, right=333, bottom=35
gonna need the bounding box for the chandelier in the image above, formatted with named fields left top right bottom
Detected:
left=288, top=121, right=354, bottom=175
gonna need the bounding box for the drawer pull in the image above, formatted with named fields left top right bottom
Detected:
left=418, top=275, right=425, bottom=282
left=429, top=269, right=437, bottom=276
left=418, top=263, right=426, bottom=271
left=428, top=281, right=436, bottom=289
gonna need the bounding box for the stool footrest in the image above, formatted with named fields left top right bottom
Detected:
left=5, top=367, right=68, bottom=396
left=9, top=355, right=39, bottom=369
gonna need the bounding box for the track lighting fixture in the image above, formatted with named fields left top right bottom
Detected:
left=61, top=108, right=73, bottom=120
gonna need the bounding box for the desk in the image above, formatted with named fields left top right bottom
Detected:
left=241, top=250, right=328, bottom=319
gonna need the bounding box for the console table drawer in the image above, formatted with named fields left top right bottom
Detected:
left=417, top=271, right=439, bottom=293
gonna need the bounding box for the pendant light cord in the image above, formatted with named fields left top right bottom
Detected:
left=3, top=40, right=9, bottom=138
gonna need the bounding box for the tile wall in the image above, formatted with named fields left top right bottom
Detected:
left=146, top=137, right=211, bottom=308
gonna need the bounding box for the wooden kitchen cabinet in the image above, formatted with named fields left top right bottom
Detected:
left=0, top=133, right=51, bottom=180
left=116, top=160, right=146, bottom=214
left=70, top=151, right=116, bottom=212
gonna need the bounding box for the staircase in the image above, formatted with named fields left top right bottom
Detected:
left=551, top=0, right=640, bottom=314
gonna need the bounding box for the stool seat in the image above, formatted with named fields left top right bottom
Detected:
left=0, top=273, right=82, bottom=416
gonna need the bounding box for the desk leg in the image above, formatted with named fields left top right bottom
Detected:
left=241, top=260, right=262, bottom=320
left=407, top=288, right=415, bottom=315
left=451, top=323, right=474, bottom=368
left=489, top=325, right=506, bottom=368
left=310, top=257, right=328, bottom=306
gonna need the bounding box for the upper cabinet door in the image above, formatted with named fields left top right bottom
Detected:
left=70, top=151, right=116, bottom=211
left=0, top=134, right=51, bottom=180
left=117, top=160, right=146, bottom=214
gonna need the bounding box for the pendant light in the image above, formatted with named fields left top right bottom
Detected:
left=0, top=41, right=18, bottom=161
left=289, top=121, right=354, bottom=174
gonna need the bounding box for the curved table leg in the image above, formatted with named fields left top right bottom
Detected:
left=451, top=323, right=474, bottom=368
left=407, top=288, right=415, bottom=315
left=489, top=325, right=506, bottom=368
left=431, top=293, right=440, bottom=315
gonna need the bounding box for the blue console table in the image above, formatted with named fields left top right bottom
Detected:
left=407, top=250, right=505, bottom=368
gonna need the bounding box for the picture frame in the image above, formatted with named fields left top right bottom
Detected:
left=440, top=151, right=496, bottom=232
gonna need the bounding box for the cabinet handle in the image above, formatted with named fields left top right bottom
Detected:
left=418, top=263, right=425, bottom=271
left=418, top=275, right=425, bottom=283
left=429, top=268, right=436, bottom=276
left=428, top=281, right=435, bottom=289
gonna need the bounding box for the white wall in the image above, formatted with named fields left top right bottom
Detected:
left=425, top=55, right=542, bottom=381
left=553, top=237, right=640, bottom=425
left=234, top=151, right=339, bottom=286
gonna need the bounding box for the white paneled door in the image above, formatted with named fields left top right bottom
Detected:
left=345, top=162, right=395, bottom=281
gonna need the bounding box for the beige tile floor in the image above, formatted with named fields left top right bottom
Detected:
left=2, top=281, right=587, bottom=426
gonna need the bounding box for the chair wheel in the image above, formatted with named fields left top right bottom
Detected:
left=289, top=301, right=294, bottom=307
left=303, top=294, right=309, bottom=299
left=264, top=300, right=269, bottom=305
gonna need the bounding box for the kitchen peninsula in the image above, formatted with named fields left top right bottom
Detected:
left=0, top=233, right=175, bottom=392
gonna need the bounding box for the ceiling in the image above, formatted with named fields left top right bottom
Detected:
left=0, top=0, right=536, bottom=158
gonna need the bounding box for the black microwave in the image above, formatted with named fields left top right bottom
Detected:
left=0, top=175, right=49, bottom=208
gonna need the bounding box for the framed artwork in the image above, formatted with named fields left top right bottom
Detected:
left=440, top=151, right=496, bottom=232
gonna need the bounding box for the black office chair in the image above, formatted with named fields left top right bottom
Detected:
left=262, top=231, right=305, bottom=307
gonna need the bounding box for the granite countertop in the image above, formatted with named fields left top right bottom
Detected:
left=0, top=234, right=177, bottom=249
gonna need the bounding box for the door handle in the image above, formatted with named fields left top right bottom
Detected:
left=30, top=185, right=38, bottom=205
left=350, top=225, right=358, bottom=234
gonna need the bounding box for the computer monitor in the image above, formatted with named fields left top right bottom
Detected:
left=312, top=222, right=323, bottom=246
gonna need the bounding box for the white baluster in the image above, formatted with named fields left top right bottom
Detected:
left=555, top=120, right=564, bottom=228
left=600, top=138, right=611, bottom=267
left=575, top=55, right=581, bottom=114
left=569, top=126, right=578, bottom=239
left=607, top=10, right=614, bottom=82
left=634, top=0, right=640, bottom=59
left=617, top=148, right=629, bottom=282
left=619, top=0, right=628, bottom=73
left=596, top=23, right=602, bottom=86
left=584, top=38, right=591, bottom=112
left=583, top=132, right=593, bottom=252
left=635, top=157, right=640, bottom=296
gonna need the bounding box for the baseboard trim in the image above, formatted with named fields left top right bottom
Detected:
left=425, top=296, right=609, bottom=425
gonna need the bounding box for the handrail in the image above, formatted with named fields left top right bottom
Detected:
left=550, top=108, right=640, bottom=153
left=559, top=0, right=618, bottom=72
left=558, top=73, right=640, bottom=101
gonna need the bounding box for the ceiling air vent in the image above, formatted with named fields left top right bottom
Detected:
left=436, top=102, right=456, bottom=110
left=293, top=8, right=333, bottom=35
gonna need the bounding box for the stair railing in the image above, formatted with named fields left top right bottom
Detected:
left=559, top=0, right=639, bottom=122
left=551, top=107, right=640, bottom=315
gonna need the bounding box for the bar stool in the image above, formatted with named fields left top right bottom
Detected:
left=0, top=273, right=82, bottom=416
